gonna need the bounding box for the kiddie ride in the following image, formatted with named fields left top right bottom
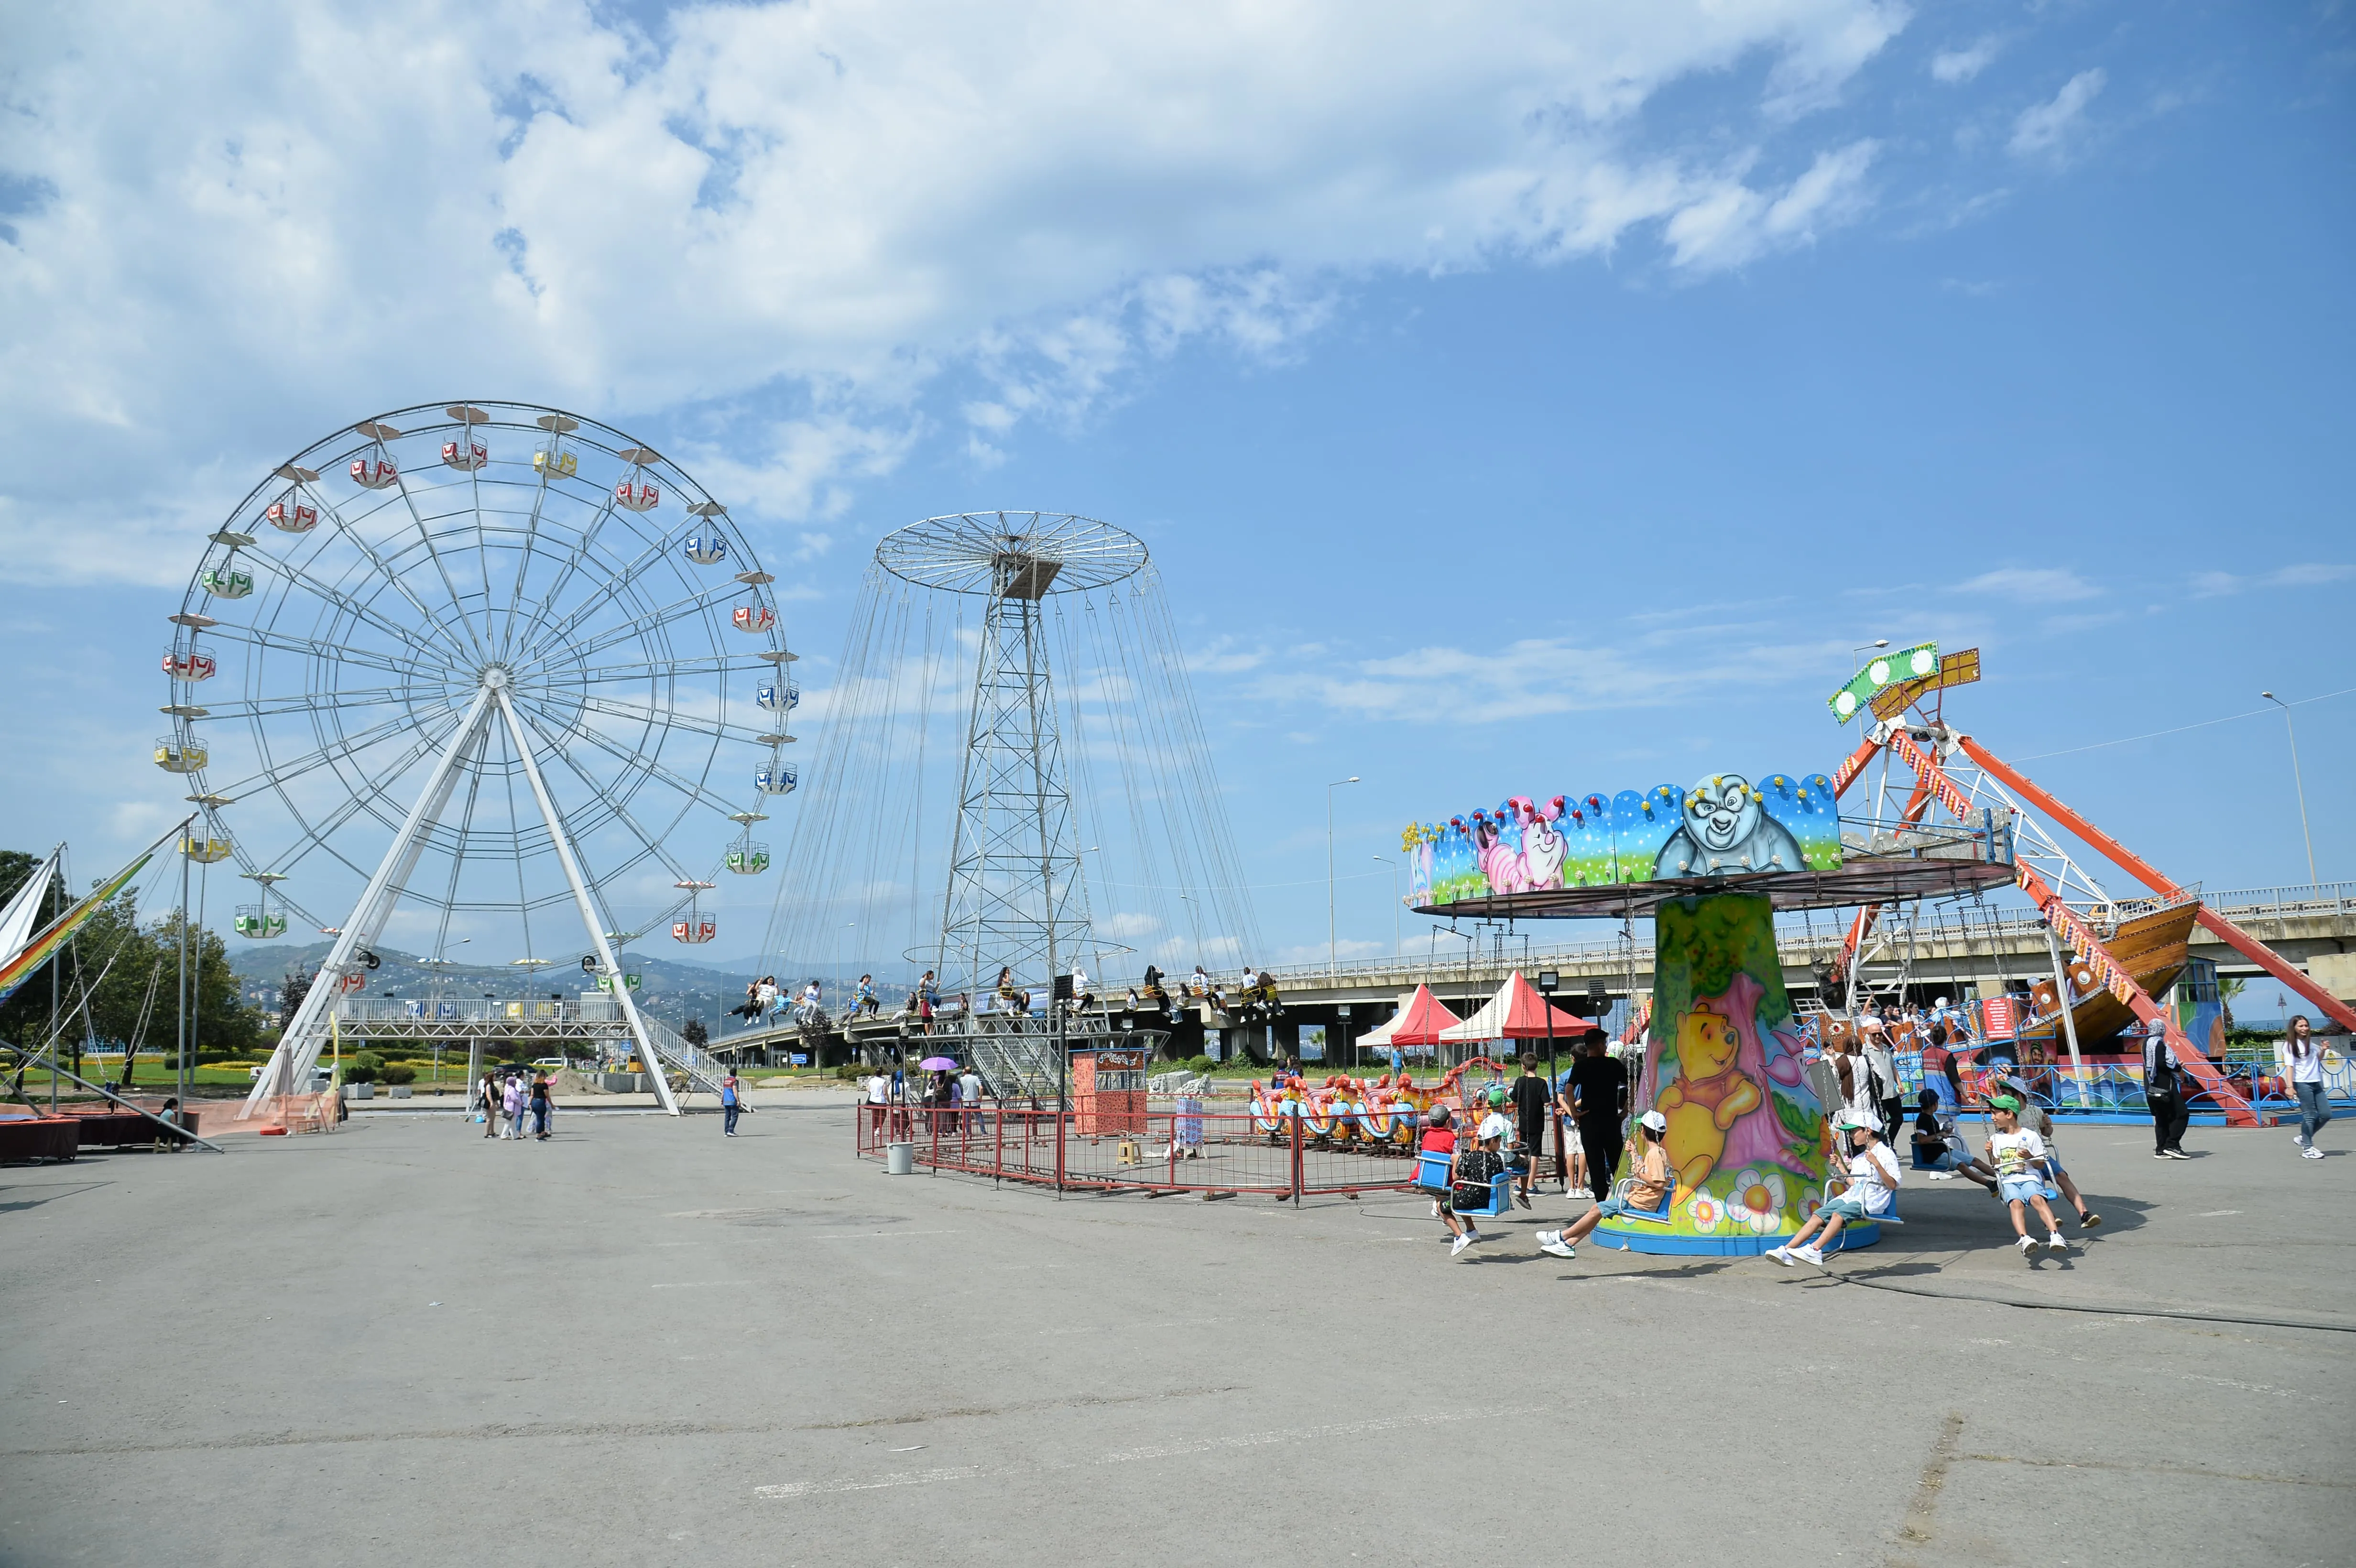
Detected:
left=1392, top=642, right=2348, bottom=1254
left=1244, top=1059, right=1515, bottom=1151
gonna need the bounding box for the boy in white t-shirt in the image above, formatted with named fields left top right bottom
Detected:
left=1985, top=1095, right=2066, bottom=1256
left=1768, top=1110, right=1900, bottom=1266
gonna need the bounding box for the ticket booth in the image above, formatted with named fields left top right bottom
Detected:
left=1071, top=1047, right=1146, bottom=1136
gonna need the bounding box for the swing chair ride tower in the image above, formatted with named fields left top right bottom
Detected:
left=766, top=511, right=1262, bottom=1058
left=882, top=514, right=1141, bottom=992
left=154, top=402, right=789, bottom=1117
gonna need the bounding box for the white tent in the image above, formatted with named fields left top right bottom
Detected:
left=0, top=849, right=58, bottom=972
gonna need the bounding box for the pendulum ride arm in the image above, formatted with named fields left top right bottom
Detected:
left=1824, top=742, right=1936, bottom=997
left=242, top=689, right=498, bottom=1115
left=1953, top=733, right=2356, bottom=1039
left=493, top=686, right=681, bottom=1116
left=1883, top=731, right=2259, bottom=1124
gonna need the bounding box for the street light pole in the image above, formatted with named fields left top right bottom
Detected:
left=1371, top=854, right=1400, bottom=959
left=1852, top=637, right=1889, bottom=673
left=2261, top=692, right=2319, bottom=888
left=1327, top=776, right=1360, bottom=981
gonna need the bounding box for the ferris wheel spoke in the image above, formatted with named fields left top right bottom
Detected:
left=553, top=655, right=758, bottom=685
left=202, top=706, right=458, bottom=806
left=187, top=684, right=449, bottom=723
left=230, top=540, right=467, bottom=675
left=301, top=482, right=490, bottom=665
left=516, top=544, right=687, bottom=664
left=543, top=704, right=742, bottom=820
left=574, top=695, right=775, bottom=747
left=201, top=621, right=446, bottom=685
left=520, top=708, right=698, bottom=888
left=514, top=490, right=630, bottom=658
left=524, top=580, right=753, bottom=672
left=426, top=730, right=494, bottom=963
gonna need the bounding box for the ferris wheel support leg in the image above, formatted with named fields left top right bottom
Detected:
left=242, top=690, right=499, bottom=1117
left=493, top=688, right=680, bottom=1116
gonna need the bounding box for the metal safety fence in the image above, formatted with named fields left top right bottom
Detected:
left=856, top=1101, right=1451, bottom=1198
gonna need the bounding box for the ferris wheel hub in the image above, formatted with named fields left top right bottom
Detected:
left=480, top=664, right=511, bottom=690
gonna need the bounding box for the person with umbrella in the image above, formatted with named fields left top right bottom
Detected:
left=919, top=1056, right=958, bottom=1136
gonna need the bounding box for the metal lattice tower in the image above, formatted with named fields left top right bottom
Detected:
left=874, top=513, right=1148, bottom=991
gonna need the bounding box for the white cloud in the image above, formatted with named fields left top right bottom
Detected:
left=1958, top=567, right=2102, bottom=604
left=0, top=0, right=1914, bottom=582
left=1273, top=633, right=1839, bottom=725
left=1662, top=140, right=1880, bottom=271
left=1930, top=37, right=2002, bottom=84
left=2009, top=68, right=2107, bottom=160
left=2190, top=563, right=2356, bottom=599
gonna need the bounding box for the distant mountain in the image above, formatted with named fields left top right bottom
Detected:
left=219, top=941, right=769, bottom=1029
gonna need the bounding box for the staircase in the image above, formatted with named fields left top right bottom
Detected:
left=638, top=1014, right=731, bottom=1103
left=963, top=1020, right=1065, bottom=1101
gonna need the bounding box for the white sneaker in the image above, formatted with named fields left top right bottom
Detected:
left=2293, top=1133, right=2309, bottom=1147
left=2302, top=1145, right=2325, bottom=1160
left=1429, top=1199, right=1441, bottom=1219
left=1792, top=1244, right=1826, bottom=1266
left=1450, top=1233, right=1474, bottom=1257
left=1537, top=1235, right=1577, bottom=1259
left=2045, top=1233, right=2067, bottom=1252
left=2017, top=1235, right=2038, bottom=1255
left=1765, top=1245, right=1795, bottom=1266
left=1924, top=1171, right=1957, bottom=1181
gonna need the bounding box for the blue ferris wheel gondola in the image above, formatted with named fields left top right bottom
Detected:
left=756, top=761, right=798, bottom=795
left=756, top=680, right=800, bottom=711
left=684, top=534, right=728, bottom=566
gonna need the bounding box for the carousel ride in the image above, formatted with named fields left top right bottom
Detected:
left=157, top=402, right=790, bottom=1116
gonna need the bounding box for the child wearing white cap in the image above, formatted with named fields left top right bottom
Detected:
left=1767, top=1109, right=1899, bottom=1266
left=1533, top=1109, right=1669, bottom=1260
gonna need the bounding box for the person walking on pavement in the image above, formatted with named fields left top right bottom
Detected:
left=529, top=1073, right=553, bottom=1140
left=720, top=1069, right=742, bottom=1136
left=501, top=1072, right=525, bottom=1141
left=2287, top=1015, right=2331, bottom=1159
left=1510, top=1055, right=1552, bottom=1206
left=2142, top=1019, right=2191, bottom=1159
left=479, top=1071, right=500, bottom=1138
left=1564, top=1030, right=1626, bottom=1203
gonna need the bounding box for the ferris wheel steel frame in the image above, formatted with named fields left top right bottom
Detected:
left=149, top=401, right=791, bottom=1117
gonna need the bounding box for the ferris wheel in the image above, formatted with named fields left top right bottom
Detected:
left=156, top=402, right=797, bottom=1112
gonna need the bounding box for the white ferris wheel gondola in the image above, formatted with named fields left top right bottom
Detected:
left=615, top=445, right=662, bottom=512
left=173, top=401, right=792, bottom=1118
left=349, top=420, right=402, bottom=489
left=672, top=878, right=718, bottom=944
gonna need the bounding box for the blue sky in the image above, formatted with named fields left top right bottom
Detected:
left=1, top=0, right=2348, bottom=973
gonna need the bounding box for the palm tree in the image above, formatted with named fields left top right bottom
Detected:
left=2216, top=975, right=2247, bottom=1034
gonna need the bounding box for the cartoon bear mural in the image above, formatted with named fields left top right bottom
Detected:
left=1653, top=773, right=1809, bottom=878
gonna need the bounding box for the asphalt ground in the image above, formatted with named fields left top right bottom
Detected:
left=3, top=1103, right=2350, bottom=1567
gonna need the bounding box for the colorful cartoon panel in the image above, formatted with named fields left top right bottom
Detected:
left=1400, top=770, right=1842, bottom=905
left=1601, top=892, right=1834, bottom=1254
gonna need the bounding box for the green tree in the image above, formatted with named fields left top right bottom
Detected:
left=2215, top=975, right=2246, bottom=1034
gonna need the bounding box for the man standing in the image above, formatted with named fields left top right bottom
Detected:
left=1564, top=1030, right=1626, bottom=1202
left=720, top=1069, right=741, bottom=1136
left=1510, top=1055, right=1552, bottom=1207
left=2141, top=1019, right=2191, bottom=1160
left=958, top=1062, right=989, bottom=1133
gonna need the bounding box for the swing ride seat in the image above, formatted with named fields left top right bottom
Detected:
left=1606, top=1176, right=1677, bottom=1224
left=1821, top=1173, right=1906, bottom=1225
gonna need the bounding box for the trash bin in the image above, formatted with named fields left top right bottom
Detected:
left=885, top=1141, right=915, bottom=1176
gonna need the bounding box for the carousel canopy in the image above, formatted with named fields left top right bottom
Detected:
left=1356, top=984, right=1462, bottom=1048
left=1438, top=971, right=1596, bottom=1044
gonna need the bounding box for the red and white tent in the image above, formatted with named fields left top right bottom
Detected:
left=1438, top=971, right=1594, bottom=1045
left=1355, top=984, right=1462, bottom=1048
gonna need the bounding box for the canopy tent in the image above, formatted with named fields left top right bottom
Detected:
left=1438, top=971, right=1596, bottom=1045
left=1355, top=985, right=1462, bottom=1048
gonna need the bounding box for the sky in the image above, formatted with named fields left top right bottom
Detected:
left=2, top=0, right=2349, bottom=977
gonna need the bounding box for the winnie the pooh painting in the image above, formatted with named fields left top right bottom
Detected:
left=1655, top=998, right=1762, bottom=1197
